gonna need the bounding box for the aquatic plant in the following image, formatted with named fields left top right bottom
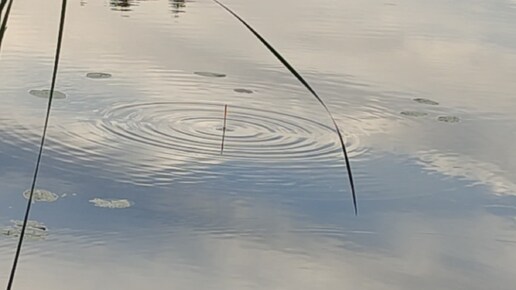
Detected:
left=0, top=0, right=14, bottom=53
left=22, top=189, right=59, bottom=202
left=86, top=72, right=112, bottom=79
left=220, top=104, right=228, bottom=154
left=400, top=111, right=428, bottom=117
left=1, top=1, right=359, bottom=287
left=234, top=88, right=253, bottom=94
left=89, top=198, right=133, bottom=208
left=0, top=0, right=6, bottom=23
left=4, top=1, right=68, bottom=289
left=211, top=0, right=358, bottom=214
left=29, top=89, right=67, bottom=99
left=2, top=220, right=48, bottom=240
left=413, top=98, right=439, bottom=105
left=194, top=71, right=227, bottom=78
left=437, top=116, right=460, bottom=123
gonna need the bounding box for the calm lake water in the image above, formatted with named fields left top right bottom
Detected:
left=1, top=0, right=516, bottom=289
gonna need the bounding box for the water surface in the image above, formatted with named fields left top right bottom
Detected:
left=1, top=0, right=516, bottom=289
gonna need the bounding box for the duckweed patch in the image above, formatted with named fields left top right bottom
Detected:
left=2, top=220, right=48, bottom=240
left=413, top=98, right=439, bottom=105
left=437, top=116, right=460, bottom=123
left=89, top=198, right=133, bottom=208
left=29, top=89, right=66, bottom=99
left=86, top=72, right=112, bottom=79
left=23, top=189, right=59, bottom=202
left=234, top=88, right=253, bottom=94
left=194, top=71, right=226, bottom=78
left=400, top=111, right=428, bottom=117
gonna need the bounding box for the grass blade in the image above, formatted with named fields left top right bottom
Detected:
left=0, top=0, right=7, bottom=22
left=5, top=1, right=68, bottom=289
left=211, top=0, right=358, bottom=214
left=0, top=0, right=14, bottom=54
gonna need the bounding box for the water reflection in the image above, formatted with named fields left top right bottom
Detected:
left=108, top=0, right=190, bottom=16
left=110, top=0, right=136, bottom=12
left=169, top=0, right=187, bottom=16
left=1, top=0, right=516, bottom=289
left=0, top=97, right=362, bottom=187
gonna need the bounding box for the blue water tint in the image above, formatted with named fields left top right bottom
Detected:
left=1, top=0, right=516, bottom=289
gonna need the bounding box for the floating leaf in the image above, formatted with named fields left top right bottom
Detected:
left=400, top=111, right=428, bottom=117
left=23, top=189, right=59, bottom=202
left=234, top=88, right=253, bottom=94
left=413, top=98, right=439, bottom=105
left=437, top=116, right=460, bottom=123
left=86, top=72, right=112, bottom=79
left=29, top=89, right=66, bottom=99
left=2, top=220, right=48, bottom=240
left=89, top=198, right=133, bottom=208
left=194, top=71, right=226, bottom=78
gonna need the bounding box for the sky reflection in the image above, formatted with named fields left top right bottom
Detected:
left=1, top=0, right=516, bottom=289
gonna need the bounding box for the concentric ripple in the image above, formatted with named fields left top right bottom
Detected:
left=1, top=101, right=365, bottom=186
left=94, top=101, right=357, bottom=161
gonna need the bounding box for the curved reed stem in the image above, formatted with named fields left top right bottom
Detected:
left=211, top=0, right=358, bottom=214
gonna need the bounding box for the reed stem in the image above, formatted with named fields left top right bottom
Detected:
left=211, top=0, right=358, bottom=214
left=0, top=0, right=14, bottom=54
left=220, top=104, right=228, bottom=154
left=6, top=1, right=68, bottom=289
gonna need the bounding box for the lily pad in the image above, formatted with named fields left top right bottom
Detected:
left=194, top=71, right=226, bottom=78
left=29, top=89, right=66, bottom=99
left=400, top=111, right=428, bottom=117
left=86, top=72, right=112, bottom=79
left=413, top=98, right=439, bottom=105
left=234, top=88, right=253, bottom=94
left=437, top=116, right=460, bottom=123
left=23, top=189, right=59, bottom=202
left=89, top=198, right=133, bottom=209
left=2, top=220, right=48, bottom=240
